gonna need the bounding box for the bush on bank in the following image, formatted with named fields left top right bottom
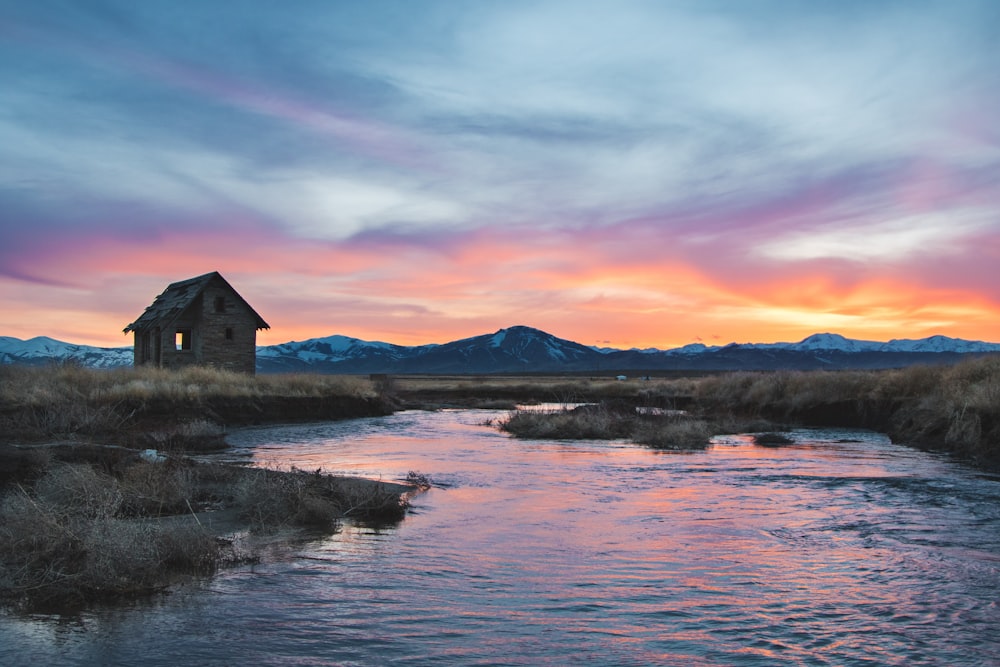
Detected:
left=497, top=357, right=1000, bottom=464
left=691, top=356, right=1000, bottom=464
left=0, top=451, right=412, bottom=610
left=498, top=403, right=738, bottom=450
left=0, top=459, right=233, bottom=609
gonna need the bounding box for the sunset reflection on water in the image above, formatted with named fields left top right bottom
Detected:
left=210, top=413, right=1000, bottom=664
left=5, top=411, right=997, bottom=666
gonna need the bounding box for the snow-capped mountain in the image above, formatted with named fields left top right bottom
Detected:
left=749, top=333, right=997, bottom=355
left=260, top=325, right=598, bottom=373
left=256, top=334, right=433, bottom=373
left=1, top=328, right=998, bottom=373
left=0, top=336, right=133, bottom=368
left=761, top=332, right=884, bottom=353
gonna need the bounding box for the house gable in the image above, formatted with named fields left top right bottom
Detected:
left=124, top=272, right=269, bottom=374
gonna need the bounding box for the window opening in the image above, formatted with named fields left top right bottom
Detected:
left=175, top=329, right=192, bottom=351
left=214, top=296, right=226, bottom=313
left=225, top=327, right=233, bottom=341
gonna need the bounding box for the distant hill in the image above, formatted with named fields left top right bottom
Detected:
left=0, top=336, right=133, bottom=369
left=2, top=327, right=998, bottom=374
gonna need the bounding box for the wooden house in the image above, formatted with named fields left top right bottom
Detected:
left=124, top=272, right=269, bottom=374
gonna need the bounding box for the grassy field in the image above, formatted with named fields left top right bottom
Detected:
left=3, top=358, right=996, bottom=460
left=0, top=364, right=388, bottom=448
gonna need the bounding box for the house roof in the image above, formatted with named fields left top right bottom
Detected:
left=123, top=271, right=270, bottom=333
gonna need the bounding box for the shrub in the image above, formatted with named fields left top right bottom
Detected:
left=33, top=463, right=122, bottom=519
left=499, top=405, right=632, bottom=440
left=118, top=460, right=197, bottom=517
left=231, top=467, right=407, bottom=531
left=633, top=417, right=713, bottom=449
left=0, top=460, right=245, bottom=609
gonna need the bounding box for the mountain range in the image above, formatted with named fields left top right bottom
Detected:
left=3, top=326, right=999, bottom=374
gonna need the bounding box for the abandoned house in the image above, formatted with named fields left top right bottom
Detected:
left=124, top=271, right=270, bottom=374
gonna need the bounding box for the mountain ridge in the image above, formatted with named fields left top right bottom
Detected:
left=2, top=327, right=998, bottom=373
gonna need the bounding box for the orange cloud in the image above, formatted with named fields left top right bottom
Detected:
left=3, top=218, right=999, bottom=350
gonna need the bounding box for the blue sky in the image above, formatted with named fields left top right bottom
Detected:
left=1, top=0, right=998, bottom=347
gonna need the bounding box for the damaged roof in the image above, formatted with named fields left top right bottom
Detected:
left=123, top=271, right=270, bottom=333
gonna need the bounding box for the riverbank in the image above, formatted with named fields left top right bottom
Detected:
left=0, top=364, right=393, bottom=451
left=4, top=360, right=995, bottom=471
left=0, top=366, right=415, bottom=610
left=0, top=441, right=419, bottom=610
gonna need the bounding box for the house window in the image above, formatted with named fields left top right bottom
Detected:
left=225, top=327, right=233, bottom=341
left=175, top=329, right=192, bottom=351
left=214, top=296, right=226, bottom=313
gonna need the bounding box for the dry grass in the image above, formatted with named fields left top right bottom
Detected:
left=0, top=364, right=377, bottom=407
left=499, top=405, right=633, bottom=440
left=498, top=403, right=736, bottom=450
left=0, top=365, right=380, bottom=444
left=393, top=374, right=698, bottom=407
left=690, top=359, right=998, bottom=415
left=632, top=417, right=716, bottom=449
left=231, top=467, right=408, bottom=532
left=0, top=453, right=412, bottom=610
left=494, top=357, right=1000, bottom=462
left=689, top=357, right=1000, bottom=462
left=0, top=461, right=237, bottom=609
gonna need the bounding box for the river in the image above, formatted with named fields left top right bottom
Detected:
left=3, top=409, right=999, bottom=666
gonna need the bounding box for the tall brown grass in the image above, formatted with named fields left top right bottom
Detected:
left=0, top=453, right=412, bottom=609
left=690, top=358, right=1000, bottom=448
left=0, top=364, right=376, bottom=407
left=393, top=374, right=699, bottom=408
left=0, top=460, right=240, bottom=609
left=230, top=466, right=408, bottom=531
left=498, top=403, right=732, bottom=450
left=0, top=364, right=380, bottom=444
left=496, top=357, right=1000, bottom=463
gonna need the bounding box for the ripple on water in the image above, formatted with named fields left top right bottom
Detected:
left=3, top=412, right=999, bottom=666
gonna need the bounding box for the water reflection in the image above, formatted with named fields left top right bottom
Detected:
left=3, top=410, right=999, bottom=666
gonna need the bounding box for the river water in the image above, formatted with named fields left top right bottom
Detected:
left=3, top=409, right=999, bottom=666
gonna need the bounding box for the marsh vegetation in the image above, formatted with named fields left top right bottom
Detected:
left=0, top=364, right=390, bottom=449
left=1, top=356, right=997, bottom=609
left=0, top=365, right=411, bottom=610
left=0, top=448, right=413, bottom=610
left=492, top=357, right=1000, bottom=464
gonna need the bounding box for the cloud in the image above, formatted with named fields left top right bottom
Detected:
left=756, top=210, right=993, bottom=263
left=1, top=0, right=999, bottom=347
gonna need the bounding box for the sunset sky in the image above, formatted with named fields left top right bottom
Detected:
left=2, top=1, right=998, bottom=350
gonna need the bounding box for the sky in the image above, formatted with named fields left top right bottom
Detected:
left=1, top=0, right=998, bottom=350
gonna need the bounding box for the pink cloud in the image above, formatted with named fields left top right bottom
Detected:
left=3, top=171, right=999, bottom=349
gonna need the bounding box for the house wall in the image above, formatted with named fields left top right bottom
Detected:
left=159, top=299, right=200, bottom=372
left=196, top=281, right=259, bottom=374
left=133, top=333, right=146, bottom=367
left=132, top=328, right=162, bottom=367
left=132, top=278, right=261, bottom=374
